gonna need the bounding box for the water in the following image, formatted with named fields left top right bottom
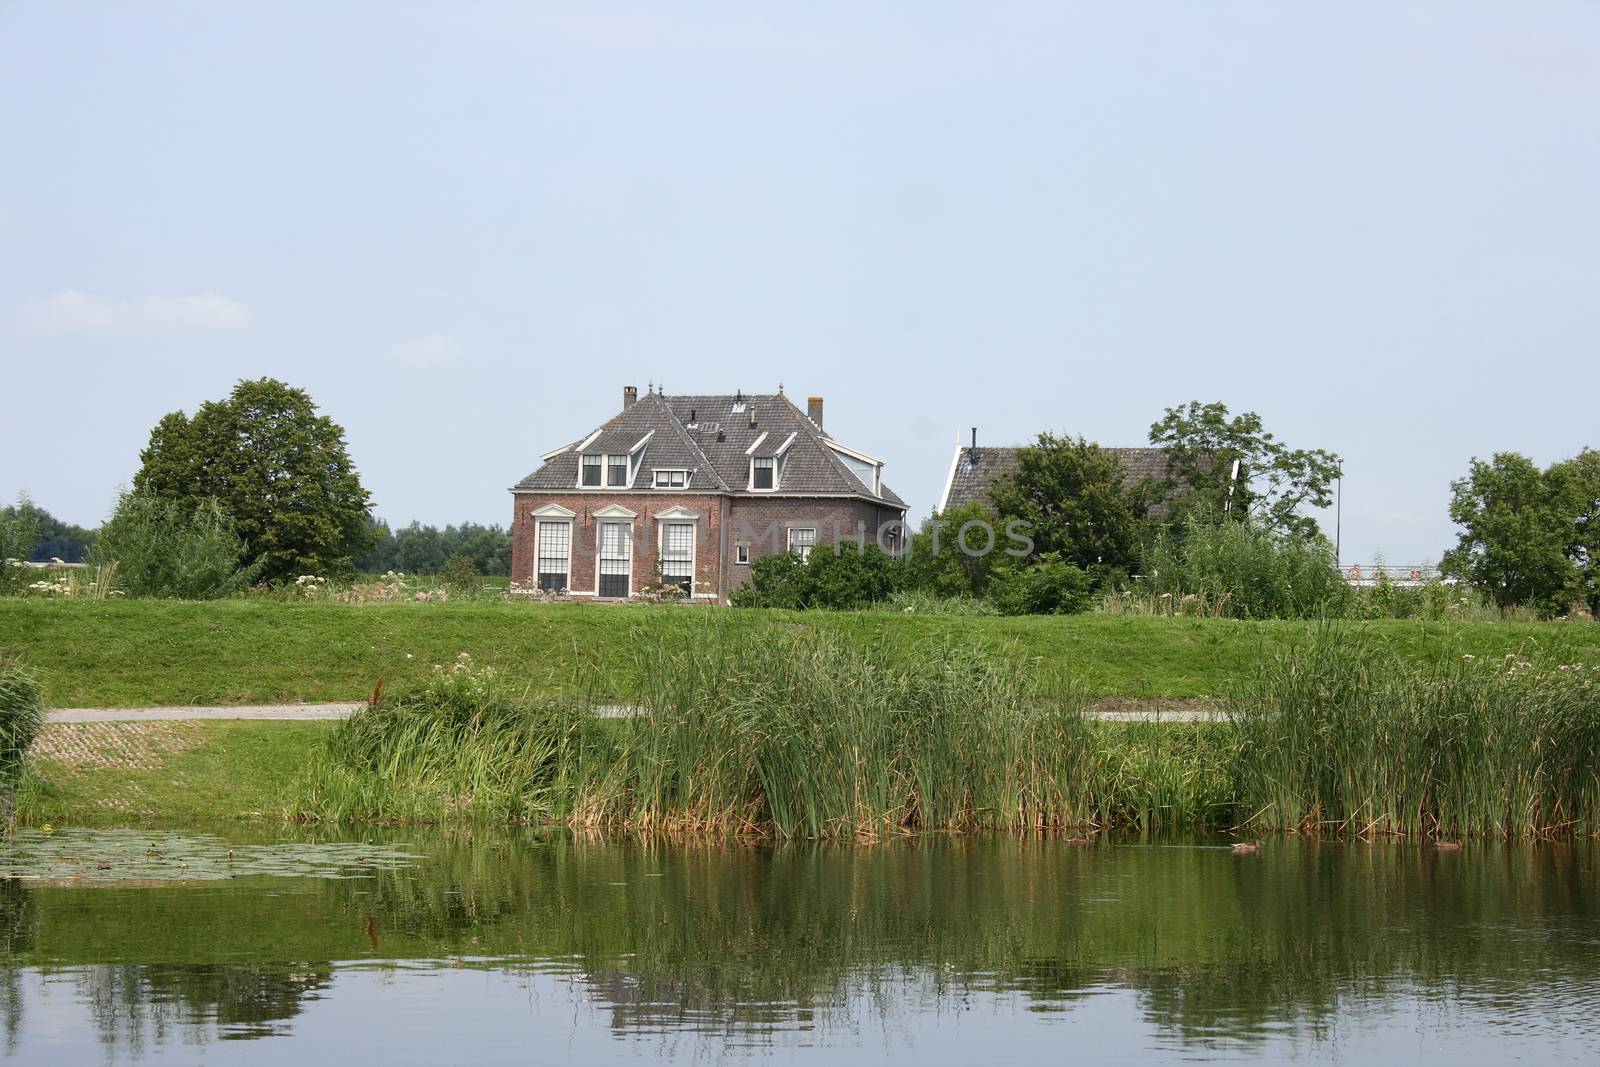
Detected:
left=2, top=830, right=1597, bottom=1063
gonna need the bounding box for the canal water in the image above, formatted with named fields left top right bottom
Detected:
left=1, top=829, right=1597, bottom=1063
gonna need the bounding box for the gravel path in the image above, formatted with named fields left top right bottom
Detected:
left=48, top=704, right=363, bottom=723
left=47, top=700, right=1223, bottom=724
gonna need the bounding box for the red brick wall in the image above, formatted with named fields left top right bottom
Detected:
left=511, top=492, right=905, bottom=602
left=511, top=493, right=726, bottom=600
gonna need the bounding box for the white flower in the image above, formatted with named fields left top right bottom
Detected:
left=405, top=653, right=413, bottom=660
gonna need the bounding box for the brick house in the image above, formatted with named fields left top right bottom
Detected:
left=510, top=387, right=908, bottom=603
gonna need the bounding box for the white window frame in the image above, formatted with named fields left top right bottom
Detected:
left=597, top=519, right=633, bottom=598
left=788, top=527, right=817, bottom=561
left=531, top=507, right=575, bottom=591
left=750, top=455, right=777, bottom=492
left=579, top=454, right=602, bottom=487
left=654, top=506, right=702, bottom=597
left=605, top=454, right=629, bottom=488
left=735, top=543, right=750, bottom=565
left=653, top=469, right=690, bottom=489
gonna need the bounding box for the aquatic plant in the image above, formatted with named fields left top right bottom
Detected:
left=1232, top=628, right=1600, bottom=838
left=295, top=625, right=1233, bottom=835
left=0, top=655, right=45, bottom=830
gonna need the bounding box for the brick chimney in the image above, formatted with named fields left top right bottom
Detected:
left=807, top=396, right=824, bottom=429
left=623, top=385, right=638, bottom=410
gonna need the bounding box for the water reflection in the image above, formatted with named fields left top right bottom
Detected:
left=1, top=833, right=1597, bottom=1062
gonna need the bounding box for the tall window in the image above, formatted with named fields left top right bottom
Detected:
left=752, top=455, right=775, bottom=490
left=581, top=455, right=602, bottom=487
left=599, top=521, right=631, bottom=598
left=788, top=527, right=816, bottom=561
left=607, top=455, right=628, bottom=487
left=661, top=522, right=694, bottom=594
left=536, top=521, right=570, bottom=591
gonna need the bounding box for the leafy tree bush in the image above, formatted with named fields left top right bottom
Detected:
left=133, top=378, right=374, bottom=583
left=986, top=433, right=1139, bottom=572
left=439, top=555, right=482, bottom=592
left=1137, top=518, right=1347, bottom=619
left=731, top=551, right=809, bottom=609
left=732, top=541, right=901, bottom=610
left=987, top=555, right=1093, bottom=616
left=1145, top=401, right=1342, bottom=541
left=93, top=493, right=257, bottom=599
left=901, top=501, right=1020, bottom=600
left=1441, top=450, right=1599, bottom=615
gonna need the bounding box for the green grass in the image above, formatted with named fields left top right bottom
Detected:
left=17, top=720, right=332, bottom=825
left=4, top=598, right=1600, bottom=707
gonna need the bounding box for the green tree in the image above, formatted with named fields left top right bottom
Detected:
left=1146, top=401, right=1342, bottom=540
left=985, top=433, right=1139, bottom=572
left=133, top=378, right=374, bottom=582
left=1440, top=452, right=1581, bottom=613
left=1549, top=449, right=1600, bottom=615
left=903, top=501, right=1014, bottom=599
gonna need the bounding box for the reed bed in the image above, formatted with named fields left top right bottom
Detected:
left=294, top=623, right=1600, bottom=840
left=293, top=626, right=1230, bottom=835
left=1232, top=630, right=1600, bottom=838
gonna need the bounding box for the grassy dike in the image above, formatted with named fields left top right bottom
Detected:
left=5, top=598, right=1600, bottom=707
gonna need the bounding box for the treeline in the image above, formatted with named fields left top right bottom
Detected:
left=0, top=498, right=96, bottom=563
left=356, top=522, right=511, bottom=576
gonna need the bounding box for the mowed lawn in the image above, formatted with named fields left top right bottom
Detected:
left=5, top=599, right=1600, bottom=708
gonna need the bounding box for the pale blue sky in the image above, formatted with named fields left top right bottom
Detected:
left=3, top=3, right=1597, bottom=564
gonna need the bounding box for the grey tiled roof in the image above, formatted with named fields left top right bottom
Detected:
left=513, top=392, right=906, bottom=508
left=940, top=445, right=1172, bottom=513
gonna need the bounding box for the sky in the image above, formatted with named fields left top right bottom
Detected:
left=2, top=2, right=1597, bottom=565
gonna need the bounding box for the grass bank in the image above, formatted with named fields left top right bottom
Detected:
left=18, top=720, right=330, bottom=826
left=5, top=598, right=1600, bottom=707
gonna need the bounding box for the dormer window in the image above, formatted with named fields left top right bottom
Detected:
left=752, top=456, right=775, bottom=490
left=606, top=455, right=628, bottom=487
left=654, top=469, right=689, bottom=489
left=581, top=455, right=602, bottom=486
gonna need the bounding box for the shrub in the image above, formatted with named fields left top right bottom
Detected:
left=733, top=542, right=901, bottom=610
left=0, top=656, right=44, bottom=828
left=92, top=493, right=257, bottom=599
left=1136, top=519, right=1348, bottom=619
left=988, top=555, right=1093, bottom=616
left=438, top=555, right=481, bottom=592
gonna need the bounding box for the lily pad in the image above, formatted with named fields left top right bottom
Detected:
left=1, top=829, right=423, bottom=885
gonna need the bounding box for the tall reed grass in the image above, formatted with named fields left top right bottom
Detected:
left=1232, top=629, right=1600, bottom=838
left=294, top=626, right=1232, bottom=835
left=0, top=655, right=45, bottom=830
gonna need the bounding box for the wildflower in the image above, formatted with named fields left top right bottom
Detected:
left=405, top=652, right=413, bottom=660
left=1462, top=654, right=1475, bottom=661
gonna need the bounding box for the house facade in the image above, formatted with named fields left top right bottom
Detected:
left=510, top=387, right=907, bottom=603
